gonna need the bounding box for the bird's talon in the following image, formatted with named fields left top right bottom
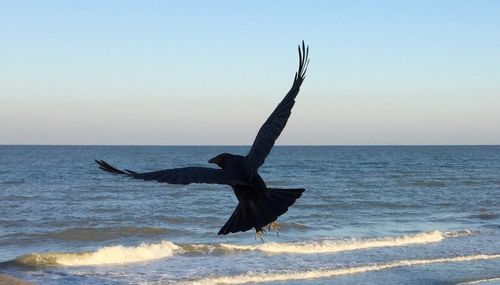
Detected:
left=268, top=221, right=280, bottom=238
left=255, top=228, right=265, bottom=242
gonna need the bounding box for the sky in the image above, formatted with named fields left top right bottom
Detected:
left=1, top=1, right=499, bottom=145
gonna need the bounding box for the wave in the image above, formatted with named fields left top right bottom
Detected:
left=469, top=212, right=499, bottom=220
left=457, top=277, right=500, bottom=284
left=190, top=254, right=500, bottom=284
left=43, top=226, right=169, bottom=241
left=8, top=230, right=473, bottom=267
left=13, top=241, right=180, bottom=266
left=0, top=180, right=26, bottom=186
left=409, top=180, right=447, bottom=187
left=213, top=230, right=472, bottom=254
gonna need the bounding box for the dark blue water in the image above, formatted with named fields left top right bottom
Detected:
left=1, top=146, right=499, bottom=284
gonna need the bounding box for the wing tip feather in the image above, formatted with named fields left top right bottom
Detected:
left=95, top=159, right=131, bottom=175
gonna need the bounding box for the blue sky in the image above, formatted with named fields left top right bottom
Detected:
left=1, top=1, right=499, bottom=145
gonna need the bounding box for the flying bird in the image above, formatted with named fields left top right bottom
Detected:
left=96, top=41, right=309, bottom=236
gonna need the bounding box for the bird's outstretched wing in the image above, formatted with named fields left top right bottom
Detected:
left=95, top=160, right=244, bottom=186
left=245, top=41, right=309, bottom=172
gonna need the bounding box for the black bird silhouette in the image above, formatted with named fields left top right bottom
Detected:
left=96, top=41, right=309, bottom=236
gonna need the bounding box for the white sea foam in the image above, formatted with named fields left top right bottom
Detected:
left=190, top=254, right=500, bottom=285
left=15, top=241, right=181, bottom=266
left=456, top=277, right=500, bottom=284
left=444, top=229, right=475, bottom=238
left=13, top=230, right=473, bottom=266
left=218, top=230, right=462, bottom=254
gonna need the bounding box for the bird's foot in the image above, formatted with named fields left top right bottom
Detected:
left=268, top=220, right=280, bottom=238
left=255, top=227, right=266, bottom=242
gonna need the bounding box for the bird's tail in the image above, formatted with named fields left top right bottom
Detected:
left=217, top=188, right=305, bottom=235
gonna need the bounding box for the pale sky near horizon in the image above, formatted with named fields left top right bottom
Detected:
left=1, top=1, right=499, bottom=145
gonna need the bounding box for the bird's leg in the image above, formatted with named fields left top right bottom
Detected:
left=255, top=227, right=266, bottom=242
left=267, top=220, right=280, bottom=238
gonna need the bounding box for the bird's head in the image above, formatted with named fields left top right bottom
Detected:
left=208, top=153, right=233, bottom=169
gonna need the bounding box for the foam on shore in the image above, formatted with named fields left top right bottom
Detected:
left=190, top=254, right=500, bottom=284
left=215, top=230, right=471, bottom=254
left=10, top=230, right=473, bottom=266
left=14, top=241, right=180, bottom=266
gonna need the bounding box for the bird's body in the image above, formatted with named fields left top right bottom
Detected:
left=96, top=41, right=309, bottom=236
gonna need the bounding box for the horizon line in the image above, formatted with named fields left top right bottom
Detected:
left=1, top=144, right=499, bottom=147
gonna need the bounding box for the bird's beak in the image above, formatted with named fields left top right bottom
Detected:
left=208, top=157, right=217, bottom=164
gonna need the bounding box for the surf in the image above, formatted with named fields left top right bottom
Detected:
left=12, top=241, right=180, bottom=266
left=190, top=254, right=500, bottom=284
left=456, top=277, right=500, bottom=285
left=7, top=230, right=473, bottom=267
left=213, top=230, right=472, bottom=254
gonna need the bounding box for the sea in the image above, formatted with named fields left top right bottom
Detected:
left=0, top=145, right=499, bottom=285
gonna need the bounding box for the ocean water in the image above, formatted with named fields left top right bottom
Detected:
left=0, top=145, right=499, bottom=284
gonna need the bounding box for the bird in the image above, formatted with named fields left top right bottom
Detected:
left=96, top=41, right=309, bottom=237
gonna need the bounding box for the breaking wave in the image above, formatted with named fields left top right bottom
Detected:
left=213, top=230, right=473, bottom=254
left=456, top=277, right=500, bottom=284
left=190, top=254, right=500, bottom=284
left=13, top=241, right=180, bottom=266
left=8, top=230, right=473, bottom=267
